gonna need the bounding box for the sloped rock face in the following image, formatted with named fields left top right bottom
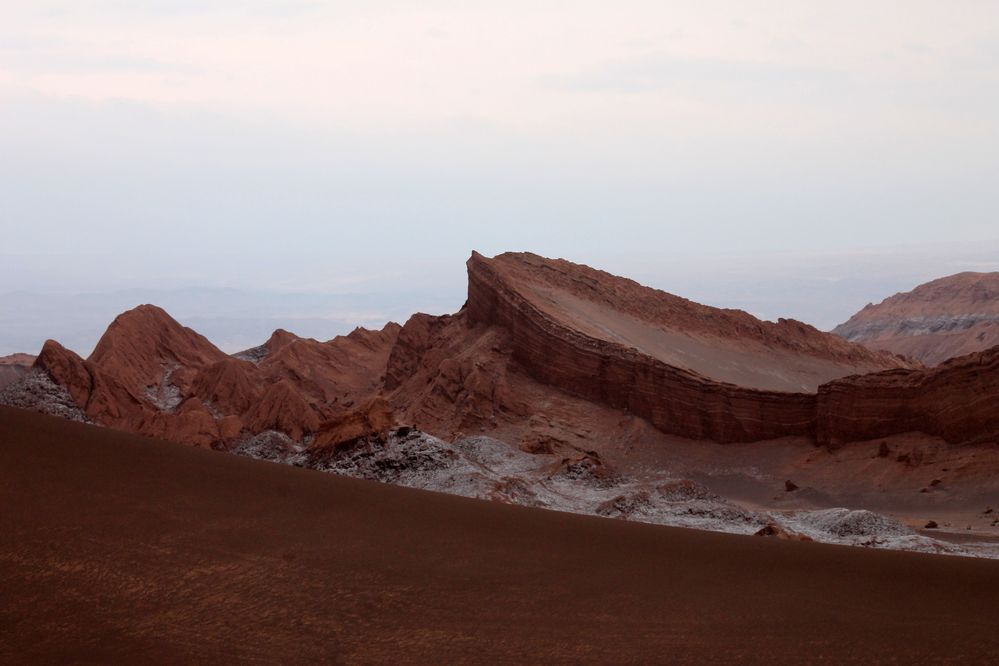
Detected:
left=833, top=272, right=999, bottom=365
left=468, top=252, right=911, bottom=384
left=244, top=380, right=322, bottom=442
left=189, top=357, right=263, bottom=417
left=35, top=340, right=94, bottom=408
left=306, top=253, right=999, bottom=449
left=817, top=347, right=999, bottom=448
left=384, top=311, right=529, bottom=437
left=446, top=252, right=996, bottom=448
left=256, top=324, right=401, bottom=407
left=464, top=252, right=822, bottom=442
left=88, top=304, right=228, bottom=398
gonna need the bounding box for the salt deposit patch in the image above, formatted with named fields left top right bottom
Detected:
left=0, top=370, right=90, bottom=423
left=234, top=427, right=999, bottom=559
left=144, top=365, right=183, bottom=412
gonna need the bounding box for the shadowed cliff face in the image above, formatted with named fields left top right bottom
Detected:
left=4, top=252, right=999, bottom=452
left=834, top=272, right=999, bottom=366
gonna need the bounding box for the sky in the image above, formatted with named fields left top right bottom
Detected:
left=1, top=1, right=998, bottom=354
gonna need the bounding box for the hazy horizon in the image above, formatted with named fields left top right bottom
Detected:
left=3, top=240, right=998, bottom=357
left=2, top=2, right=998, bottom=354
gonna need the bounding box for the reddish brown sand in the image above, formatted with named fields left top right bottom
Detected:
left=3, top=407, right=999, bottom=664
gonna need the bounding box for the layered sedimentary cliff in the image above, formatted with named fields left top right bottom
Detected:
left=461, top=252, right=817, bottom=442
left=389, top=252, right=997, bottom=447
left=816, top=347, right=999, bottom=447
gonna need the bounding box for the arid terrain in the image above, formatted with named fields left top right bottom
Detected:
left=0, top=353, right=33, bottom=390
left=4, top=406, right=999, bottom=664
left=4, top=251, right=999, bottom=663
left=3, top=252, right=999, bottom=559
left=5, top=1, right=998, bottom=662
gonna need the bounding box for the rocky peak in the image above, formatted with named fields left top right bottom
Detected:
left=265, top=328, right=300, bottom=354
left=34, top=340, right=93, bottom=407
left=88, top=304, right=226, bottom=391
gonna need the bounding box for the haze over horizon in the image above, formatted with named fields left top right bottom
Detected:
left=2, top=2, right=998, bottom=354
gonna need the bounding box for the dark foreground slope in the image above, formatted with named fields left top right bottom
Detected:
left=2, top=407, right=999, bottom=664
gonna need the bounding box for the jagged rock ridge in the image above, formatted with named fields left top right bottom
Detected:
left=4, top=253, right=999, bottom=454
left=16, top=305, right=401, bottom=450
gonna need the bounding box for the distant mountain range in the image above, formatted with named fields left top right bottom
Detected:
left=0, top=287, right=461, bottom=357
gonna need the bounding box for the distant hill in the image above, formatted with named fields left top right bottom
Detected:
left=0, top=353, right=34, bottom=390
left=833, top=272, right=999, bottom=365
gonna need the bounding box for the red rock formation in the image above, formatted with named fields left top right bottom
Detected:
left=137, top=398, right=221, bottom=449
left=833, top=272, right=999, bottom=365
left=263, top=328, right=300, bottom=355
left=11, top=252, right=999, bottom=454
left=35, top=341, right=94, bottom=408
left=246, top=380, right=321, bottom=441
left=385, top=312, right=528, bottom=437
left=257, top=324, right=401, bottom=407
left=469, top=252, right=910, bottom=391
left=88, top=304, right=228, bottom=398
left=309, top=397, right=395, bottom=453
left=19, top=305, right=400, bottom=449
left=460, top=252, right=885, bottom=443
left=817, top=346, right=999, bottom=448
left=190, top=357, right=263, bottom=417
left=389, top=252, right=995, bottom=449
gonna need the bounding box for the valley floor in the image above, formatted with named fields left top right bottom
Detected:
left=3, top=406, right=999, bottom=663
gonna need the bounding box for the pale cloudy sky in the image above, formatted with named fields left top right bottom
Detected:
left=1, top=2, right=998, bottom=353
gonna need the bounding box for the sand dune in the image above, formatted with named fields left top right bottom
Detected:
left=2, top=406, right=999, bottom=663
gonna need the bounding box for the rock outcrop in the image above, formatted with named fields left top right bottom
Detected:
left=9, top=305, right=401, bottom=449
left=387, top=252, right=997, bottom=448
left=456, top=252, right=908, bottom=443
left=6, top=252, right=999, bottom=453
left=816, top=346, right=999, bottom=448
left=833, top=272, right=999, bottom=365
